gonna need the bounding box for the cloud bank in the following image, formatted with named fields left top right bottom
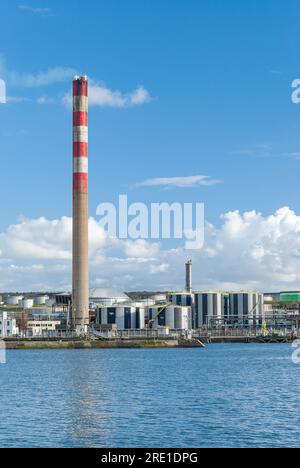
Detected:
left=0, top=56, right=152, bottom=108
left=0, top=207, right=299, bottom=292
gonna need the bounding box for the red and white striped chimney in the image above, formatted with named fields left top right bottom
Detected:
left=72, top=75, right=89, bottom=335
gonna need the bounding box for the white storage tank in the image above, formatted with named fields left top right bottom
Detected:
left=94, top=297, right=127, bottom=307
left=19, top=298, right=34, bottom=309
left=194, top=292, right=223, bottom=327
left=229, top=292, right=264, bottom=323
left=98, top=305, right=145, bottom=330
left=149, top=305, right=192, bottom=330
left=34, top=296, right=48, bottom=306
left=6, top=295, right=23, bottom=306
left=89, top=288, right=128, bottom=306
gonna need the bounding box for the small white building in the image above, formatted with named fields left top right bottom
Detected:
left=27, top=320, right=61, bottom=337
left=0, top=312, right=19, bottom=337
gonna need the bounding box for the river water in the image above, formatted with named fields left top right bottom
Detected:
left=0, top=343, right=299, bottom=448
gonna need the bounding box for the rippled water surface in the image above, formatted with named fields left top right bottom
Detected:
left=0, top=344, right=299, bottom=448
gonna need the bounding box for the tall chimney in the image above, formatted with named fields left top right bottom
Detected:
left=185, top=259, right=192, bottom=293
left=72, top=76, right=89, bottom=335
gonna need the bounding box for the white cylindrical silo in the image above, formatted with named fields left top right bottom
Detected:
left=6, top=295, right=23, bottom=306
left=151, top=305, right=192, bottom=330
left=174, top=306, right=192, bottom=329
left=229, top=292, right=264, bottom=324
left=134, top=307, right=145, bottom=329
left=195, top=292, right=223, bottom=327
left=20, top=298, right=34, bottom=309
left=98, top=305, right=145, bottom=330
left=34, top=296, right=48, bottom=306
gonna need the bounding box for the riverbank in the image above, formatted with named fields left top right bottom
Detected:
left=4, top=338, right=205, bottom=350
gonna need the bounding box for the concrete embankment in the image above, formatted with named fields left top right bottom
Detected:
left=4, top=338, right=205, bottom=350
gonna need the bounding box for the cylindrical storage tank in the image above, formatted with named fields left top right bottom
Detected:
left=229, top=292, right=264, bottom=324
left=151, top=305, right=192, bottom=330
left=194, top=292, right=223, bottom=327
left=98, top=306, right=142, bottom=330
left=165, top=306, right=175, bottom=329
left=34, top=296, right=48, bottom=306
left=135, top=307, right=145, bottom=329
left=20, top=298, right=34, bottom=309
left=174, top=306, right=192, bottom=330
left=93, top=297, right=127, bottom=307
left=167, top=293, right=194, bottom=307
left=149, top=306, right=165, bottom=328
left=6, top=295, right=23, bottom=306
left=280, top=291, right=300, bottom=302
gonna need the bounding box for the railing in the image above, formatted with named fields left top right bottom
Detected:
left=90, top=328, right=192, bottom=340
left=192, top=327, right=299, bottom=339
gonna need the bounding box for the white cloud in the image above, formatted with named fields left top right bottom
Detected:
left=1, top=207, right=300, bottom=292
left=150, top=263, right=169, bottom=274
left=0, top=55, right=152, bottom=109
left=19, top=5, right=53, bottom=16
left=10, top=67, right=76, bottom=88
left=0, top=55, right=75, bottom=88
left=124, top=240, right=160, bottom=258
left=63, top=82, right=151, bottom=108
left=129, top=86, right=151, bottom=105
left=135, top=175, right=222, bottom=188
left=0, top=217, right=73, bottom=260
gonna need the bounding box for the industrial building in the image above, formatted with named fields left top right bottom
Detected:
left=0, top=312, right=19, bottom=337
left=27, top=320, right=61, bottom=337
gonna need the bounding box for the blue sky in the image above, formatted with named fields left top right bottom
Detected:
left=0, top=0, right=300, bottom=291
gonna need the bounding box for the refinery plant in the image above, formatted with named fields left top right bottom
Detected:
left=0, top=76, right=299, bottom=344
left=1, top=259, right=300, bottom=343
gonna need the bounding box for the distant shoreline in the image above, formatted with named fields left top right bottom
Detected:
left=3, top=338, right=205, bottom=350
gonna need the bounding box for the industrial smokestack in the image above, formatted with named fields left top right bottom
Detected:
left=72, top=76, right=89, bottom=335
left=185, top=259, right=192, bottom=293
